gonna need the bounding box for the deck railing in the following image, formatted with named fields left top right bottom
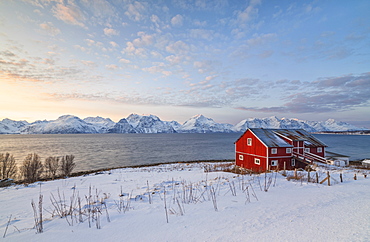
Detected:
left=293, top=151, right=328, bottom=164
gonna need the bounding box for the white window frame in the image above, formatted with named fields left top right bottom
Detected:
left=271, top=160, right=278, bottom=166
left=271, top=148, right=277, bottom=154
left=247, top=138, right=252, bottom=146
left=304, top=148, right=310, bottom=153
left=239, top=154, right=243, bottom=160
left=286, top=148, right=292, bottom=153
left=317, top=147, right=322, bottom=153
left=254, top=158, right=260, bottom=165
left=291, top=158, right=295, bottom=166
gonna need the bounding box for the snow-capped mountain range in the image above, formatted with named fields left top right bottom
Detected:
left=0, top=114, right=366, bottom=134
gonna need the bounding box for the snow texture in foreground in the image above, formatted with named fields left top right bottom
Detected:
left=0, top=163, right=369, bottom=242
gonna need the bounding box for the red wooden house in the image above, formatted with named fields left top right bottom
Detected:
left=235, top=128, right=327, bottom=172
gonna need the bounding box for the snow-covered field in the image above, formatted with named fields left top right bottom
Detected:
left=1, top=162, right=369, bottom=242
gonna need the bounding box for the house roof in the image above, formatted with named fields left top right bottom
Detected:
left=325, top=151, right=349, bottom=158
left=249, top=128, right=293, bottom=148
left=272, top=129, right=328, bottom=147
left=241, top=128, right=327, bottom=148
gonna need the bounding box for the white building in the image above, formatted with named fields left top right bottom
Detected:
left=325, top=151, right=350, bottom=167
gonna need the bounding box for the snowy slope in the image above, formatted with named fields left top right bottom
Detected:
left=21, top=115, right=98, bottom=134
left=108, top=118, right=136, bottom=133
left=233, top=116, right=364, bottom=132
left=83, top=116, right=116, bottom=133
left=178, top=114, right=234, bottom=133
left=0, top=162, right=369, bottom=241
left=126, top=114, right=176, bottom=133
left=166, top=120, right=182, bottom=131
left=0, top=118, right=28, bottom=134
left=1, top=114, right=366, bottom=134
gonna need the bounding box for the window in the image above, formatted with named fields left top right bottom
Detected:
left=291, top=158, right=295, bottom=166
left=271, top=160, right=278, bottom=166
left=254, top=158, right=260, bottom=165
left=317, top=147, right=322, bottom=153
left=271, top=148, right=277, bottom=154
left=239, top=155, right=243, bottom=160
left=247, top=138, right=252, bottom=146
left=286, top=148, right=292, bottom=153
left=304, top=148, right=310, bottom=153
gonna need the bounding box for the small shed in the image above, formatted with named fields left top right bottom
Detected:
left=325, top=151, right=350, bottom=167
left=362, top=159, right=370, bottom=168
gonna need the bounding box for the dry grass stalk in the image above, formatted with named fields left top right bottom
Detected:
left=31, top=194, right=43, bottom=233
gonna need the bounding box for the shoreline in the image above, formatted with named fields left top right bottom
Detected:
left=10, top=159, right=234, bottom=185
left=7, top=158, right=368, bottom=186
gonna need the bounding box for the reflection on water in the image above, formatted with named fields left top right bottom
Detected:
left=0, top=133, right=368, bottom=172
left=0, top=133, right=240, bottom=172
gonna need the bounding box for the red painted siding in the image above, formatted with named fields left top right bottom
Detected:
left=235, top=130, right=267, bottom=172
left=235, top=129, right=326, bottom=172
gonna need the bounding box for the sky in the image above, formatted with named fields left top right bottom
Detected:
left=0, top=0, right=369, bottom=127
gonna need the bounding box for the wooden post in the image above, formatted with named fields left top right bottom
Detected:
left=294, top=168, right=297, bottom=178
left=327, top=171, right=330, bottom=186
left=316, top=172, right=319, bottom=183
left=340, top=173, right=343, bottom=183
left=308, top=170, right=311, bottom=182
left=354, top=174, right=357, bottom=180
left=364, top=174, right=367, bottom=179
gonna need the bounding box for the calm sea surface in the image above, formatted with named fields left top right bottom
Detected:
left=0, top=133, right=369, bottom=172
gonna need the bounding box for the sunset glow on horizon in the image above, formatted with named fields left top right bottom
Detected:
left=1, top=0, right=369, bottom=127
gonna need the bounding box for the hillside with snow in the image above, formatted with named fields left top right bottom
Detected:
left=20, top=115, right=98, bottom=134
left=0, top=162, right=369, bottom=241
left=0, top=114, right=366, bottom=134
left=83, top=117, right=115, bottom=133
left=178, top=114, right=234, bottom=133
left=0, top=119, right=29, bottom=134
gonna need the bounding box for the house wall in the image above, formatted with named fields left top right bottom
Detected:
left=306, top=146, right=325, bottom=157
left=235, top=130, right=298, bottom=172
left=267, top=147, right=294, bottom=170
left=235, top=130, right=268, bottom=172
left=267, top=157, right=295, bottom=170
left=235, top=129, right=324, bottom=172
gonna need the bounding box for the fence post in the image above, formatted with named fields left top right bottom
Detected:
left=316, top=172, right=319, bottom=183
left=327, top=171, right=330, bottom=186
left=340, top=173, right=343, bottom=183
left=354, top=174, right=357, bottom=180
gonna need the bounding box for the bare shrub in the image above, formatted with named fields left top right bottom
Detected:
left=61, top=155, right=76, bottom=177
left=21, top=153, right=43, bottom=183
left=0, top=153, right=18, bottom=179
left=44, top=156, right=59, bottom=179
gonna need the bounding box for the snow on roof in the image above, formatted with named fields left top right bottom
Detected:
left=244, top=128, right=327, bottom=148
left=272, top=129, right=327, bottom=147
left=362, top=159, right=370, bottom=164
left=249, top=128, right=293, bottom=147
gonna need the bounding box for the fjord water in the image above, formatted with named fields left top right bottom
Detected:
left=0, top=133, right=369, bottom=172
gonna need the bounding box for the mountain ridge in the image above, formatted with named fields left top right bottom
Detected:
left=0, top=114, right=367, bottom=134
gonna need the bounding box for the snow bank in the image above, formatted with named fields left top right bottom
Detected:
left=0, top=163, right=369, bottom=241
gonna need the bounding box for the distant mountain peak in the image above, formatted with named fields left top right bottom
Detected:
left=0, top=114, right=366, bottom=134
